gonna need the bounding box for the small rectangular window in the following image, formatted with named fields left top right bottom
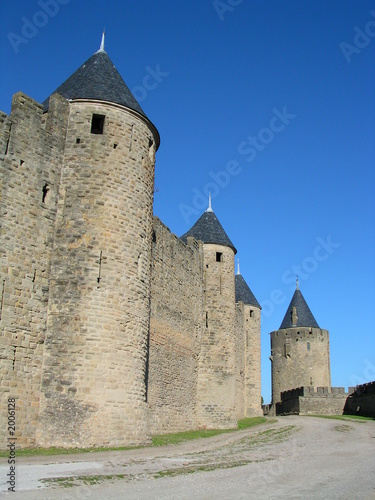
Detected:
left=91, top=114, right=105, bottom=134
left=285, top=340, right=291, bottom=357
left=250, top=310, right=254, bottom=318
left=216, top=252, right=222, bottom=262
left=307, top=342, right=310, bottom=351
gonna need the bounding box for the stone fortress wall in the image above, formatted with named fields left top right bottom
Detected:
left=277, top=382, right=375, bottom=418
left=0, top=82, right=262, bottom=448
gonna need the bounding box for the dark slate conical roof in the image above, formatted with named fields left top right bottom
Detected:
left=279, top=288, right=320, bottom=329
left=235, top=273, right=261, bottom=308
left=43, top=49, right=146, bottom=118
left=180, top=209, right=237, bottom=253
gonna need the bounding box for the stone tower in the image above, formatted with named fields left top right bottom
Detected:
left=235, top=263, right=262, bottom=417
left=270, top=282, right=331, bottom=404
left=1, top=37, right=160, bottom=448
left=181, top=199, right=237, bottom=428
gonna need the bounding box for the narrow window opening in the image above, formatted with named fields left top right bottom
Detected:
left=12, top=346, right=17, bottom=371
left=152, top=230, right=156, bottom=243
left=20, top=159, right=24, bottom=166
left=307, top=342, right=310, bottom=351
left=42, top=184, right=50, bottom=204
left=206, top=264, right=209, bottom=269
left=4, top=123, right=11, bottom=156
left=250, top=310, right=254, bottom=318
left=284, top=340, right=291, bottom=357
left=76, top=138, right=80, bottom=144
left=205, top=312, right=208, bottom=328
left=91, top=114, right=105, bottom=134
left=216, top=252, right=223, bottom=262
left=113, top=143, right=118, bottom=149
left=97, top=251, right=103, bottom=286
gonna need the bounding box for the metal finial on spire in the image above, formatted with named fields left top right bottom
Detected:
left=97, top=29, right=105, bottom=52
left=296, top=275, right=299, bottom=290
left=206, top=192, right=213, bottom=212
left=236, top=259, right=240, bottom=275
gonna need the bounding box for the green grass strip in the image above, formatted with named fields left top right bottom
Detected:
left=0, top=417, right=268, bottom=457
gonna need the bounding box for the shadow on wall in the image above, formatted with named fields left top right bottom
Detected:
left=343, top=381, right=375, bottom=418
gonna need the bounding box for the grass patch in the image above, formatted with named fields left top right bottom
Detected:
left=42, top=474, right=128, bottom=488
left=0, top=444, right=139, bottom=458
left=152, top=417, right=268, bottom=446
left=238, top=416, right=268, bottom=429
left=303, top=414, right=374, bottom=423
left=0, top=417, right=270, bottom=457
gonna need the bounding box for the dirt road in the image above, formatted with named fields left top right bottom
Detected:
left=1, top=416, right=375, bottom=499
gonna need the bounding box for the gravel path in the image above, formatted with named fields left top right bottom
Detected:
left=1, top=416, right=375, bottom=499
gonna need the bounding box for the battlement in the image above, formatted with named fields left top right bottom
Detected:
left=281, top=386, right=352, bottom=400
left=276, top=386, right=353, bottom=416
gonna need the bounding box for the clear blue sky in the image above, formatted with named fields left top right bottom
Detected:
left=1, top=0, right=374, bottom=403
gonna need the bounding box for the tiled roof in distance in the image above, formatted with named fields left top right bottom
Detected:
left=279, top=288, right=320, bottom=329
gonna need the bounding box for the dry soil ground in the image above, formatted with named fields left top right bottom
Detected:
left=1, top=415, right=375, bottom=499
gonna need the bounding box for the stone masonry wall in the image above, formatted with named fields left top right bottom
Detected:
left=235, top=304, right=245, bottom=419
left=0, top=93, right=68, bottom=448
left=244, top=303, right=262, bottom=416
left=271, top=327, right=331, bottom=404
left=344, top=381, right=375, bottom=418
left=148, top=219, right=203, bottom=434
left=276, top=386, right=351, bottom=416
left=36, top=100, right=157, bottom=448
left=196, top=244, right=237, bottom=429
left=235, top=302, right=262, bottom=418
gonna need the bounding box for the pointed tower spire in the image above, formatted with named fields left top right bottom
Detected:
left=206, top=192, right=213, bottom=212
left=236, top=259, right=240, bottom=275
left=97, top=29, right=105, bottom=53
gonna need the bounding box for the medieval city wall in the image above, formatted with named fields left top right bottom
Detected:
left=148, top=218, right=203, bottom=433
left=0, top=87, right=261, bottom=450
left=276, top=386, right=352, bottom=416
left=344, top=381, right=375, bottom=418
left=0, top=93, right=69, bottom=448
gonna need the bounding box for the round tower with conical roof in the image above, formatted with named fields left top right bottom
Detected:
left=36, top=37, right=159, bottom=447
left=235, top=262, right=262, bottom=417
left=270, top=282, right=331, bottom=405
left=181, top=198, right=237, bottom=428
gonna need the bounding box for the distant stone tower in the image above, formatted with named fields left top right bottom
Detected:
left=270, top=282, right=331, bottom=404
left=235, top=262, right=262, bottom=417
left=1, top=35, right=159, bottom=448
left=181, top=198, right=237, bottom=428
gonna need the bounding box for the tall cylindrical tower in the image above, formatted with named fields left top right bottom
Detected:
left=235, top=264, right=262, bottom=417
left=181, top=200, right=237, bottom=428
left=36, top=42, right=159, bottom=447
left=270, top=284, right=331, bottom=405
